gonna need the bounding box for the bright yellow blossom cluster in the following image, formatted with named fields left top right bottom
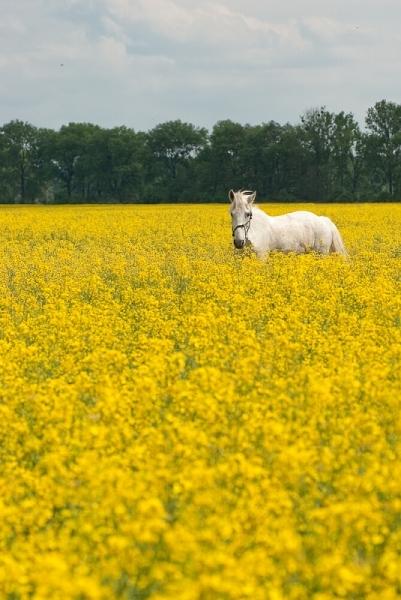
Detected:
left=0, top=203, right=401, bottom=599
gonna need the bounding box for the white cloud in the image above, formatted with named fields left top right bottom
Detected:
left=1, top=0, right=401, bottom=129
left=106, top=0, right=196, bottom=41
left=104, top=0, right=305, bottom=53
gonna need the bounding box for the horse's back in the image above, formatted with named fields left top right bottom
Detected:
left=271, top=210, right=330, bottom=231
left=269, top=210, right=335, bottom=253
left=277, top=210, right=326, bottom=222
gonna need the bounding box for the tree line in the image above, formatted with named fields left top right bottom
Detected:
left=1, top=99, right=401, bottom=203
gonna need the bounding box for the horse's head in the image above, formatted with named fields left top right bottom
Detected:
left=229, top=189, right=256, bottom=249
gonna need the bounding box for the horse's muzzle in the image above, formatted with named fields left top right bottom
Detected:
left=234, top=239, right=245, bottom=249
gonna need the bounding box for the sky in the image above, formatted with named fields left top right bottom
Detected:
left=1, top=0, right=400, bottom=131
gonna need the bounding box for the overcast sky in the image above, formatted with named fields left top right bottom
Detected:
left=1, top=0, right=400, bottom=131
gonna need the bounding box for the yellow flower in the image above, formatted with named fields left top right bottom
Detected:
left=0, top=203, right=400, bottom=598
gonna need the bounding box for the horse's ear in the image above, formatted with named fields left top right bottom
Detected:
left=247, top=191, right=256, bottom=205
left=228, top=189, right=235, bottom=203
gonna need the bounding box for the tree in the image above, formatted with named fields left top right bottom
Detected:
left=146, top=120, right=208, bottom=201
left=1, top=102, right=401, bottom=203
left=273, top=124, right=310, bottom=201
left=240, top=122, right=283, bottom=198
left=300, top=107, right=335, bottom=200
left=50, top=123, right=101, bottom=201
left=88, top=127, right=147, bottom=202
left=365, top=100, right=401, bottom=198
left=207, top=120, right=245, bottom=198
left=330, top=111, right=361, bottom=200
left=0, top=120, right=43, bottom=202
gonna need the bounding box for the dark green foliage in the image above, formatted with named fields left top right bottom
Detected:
left=365, top=100, right=401, bottom=199
left=1, top=100, right=401, bottom=203
left=145, top=120, right=208, bottom=202
left=0, top=120, right=50, bottom=203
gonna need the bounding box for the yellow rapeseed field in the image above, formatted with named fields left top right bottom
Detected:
left=1, top=203, right=401, bottom=600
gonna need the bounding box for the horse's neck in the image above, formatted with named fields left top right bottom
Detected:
left=249, top=207, right=272, bottom=251
left=251, top=207, right=271, bottom=228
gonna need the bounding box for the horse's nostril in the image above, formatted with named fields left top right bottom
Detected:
left=234, top=239, right=245, bottom=249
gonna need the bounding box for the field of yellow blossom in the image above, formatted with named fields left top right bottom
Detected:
left=0, top=202, right=401, bottom=599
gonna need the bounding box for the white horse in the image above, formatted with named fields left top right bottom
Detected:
left=229, top=189, right=347, bottom=257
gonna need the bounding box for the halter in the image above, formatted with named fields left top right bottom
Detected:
left=232, top=212, right=253, bottom=244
